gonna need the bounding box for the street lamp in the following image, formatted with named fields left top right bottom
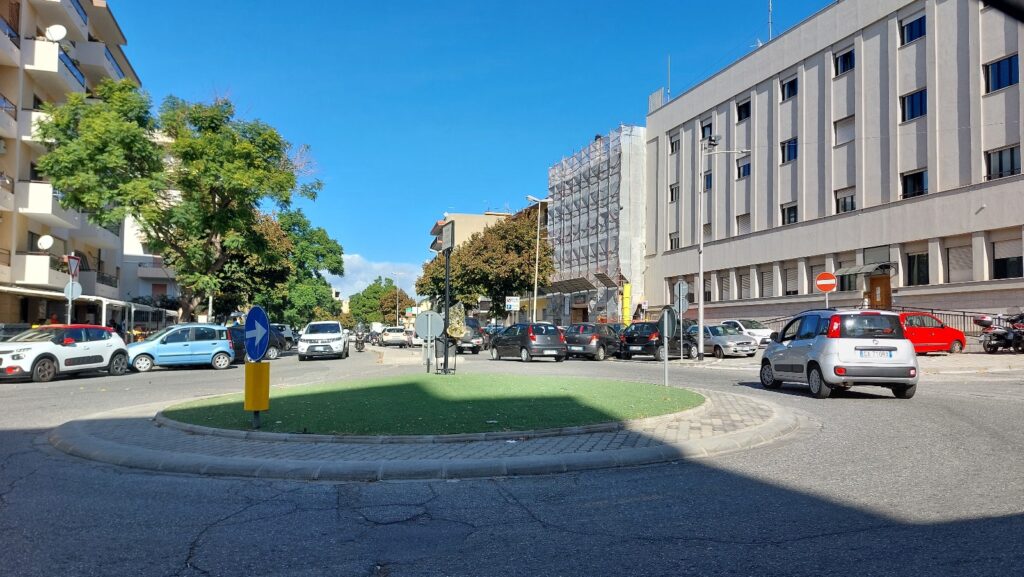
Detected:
left=526, top=195, right=551, bottom=323
left=695, top=136, right=750, bottom=361
left=391, top=271, right=405, bottom=327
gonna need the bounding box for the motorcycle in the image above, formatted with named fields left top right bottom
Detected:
left=973, top=312, right=1024, bottom=354
left=355, top=331, right=366, bottom=352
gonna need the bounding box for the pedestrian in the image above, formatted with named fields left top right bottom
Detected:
left=861, top=291, right=871, bottom=309
left=47, top=313, right=58, bottom=325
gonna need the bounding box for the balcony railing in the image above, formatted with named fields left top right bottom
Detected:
left=104, top=46, right=125, bottom=79
left=0, top=92, right=15, bottom=120
left=96, top=271, right=118, bottom=288
left=0, top=16, right=18, bottom=48
left=69, top=0, right=89, bottom=25
left=58, top=46, right=85, bottom=87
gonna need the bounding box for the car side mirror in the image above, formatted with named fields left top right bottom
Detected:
left=769, top=332, right=780, bottom=343
left=63, top=337, right=75, bottom=346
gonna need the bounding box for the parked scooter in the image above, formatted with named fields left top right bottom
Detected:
left=973, top=312, right=1024, bottom=354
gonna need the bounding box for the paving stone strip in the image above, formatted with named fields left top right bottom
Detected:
left=48, top=389, right=800, bottom=481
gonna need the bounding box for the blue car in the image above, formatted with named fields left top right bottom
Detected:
left=128, top=324, right=235, bottom=372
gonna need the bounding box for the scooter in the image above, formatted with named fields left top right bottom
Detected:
left=355, top=331, right=366, bottom=352
left=974, top=312, right=1024, bottom=354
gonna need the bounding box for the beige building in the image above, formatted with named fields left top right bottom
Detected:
left=428, top=212, right=510, bottom=252
left=0, top=0, right=139, bottom=325
left=645, top=0, right=1024, bottom=321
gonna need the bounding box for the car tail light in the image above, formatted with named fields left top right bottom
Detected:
left=528, top=326, right=536, bottom=342
left=834, top=366, right=847, bottom=376
left=559, top=332, right=566, bottom=344
left=827, top=315, right=842, bottom=338
left=649, top=331, right=660, bottom=342
left=909, top=368, right=917, bottom=377
left=590, top=335, right=598, bottom=344
left=860, top=311, right=880, bottom=316
left=620, top=335, right=626, bottom=343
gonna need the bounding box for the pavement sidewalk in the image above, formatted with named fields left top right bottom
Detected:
left=47, top=389, right=801, bottom=481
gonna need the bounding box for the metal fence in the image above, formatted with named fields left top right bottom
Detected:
left=757, top=306, right=1002, bottom=338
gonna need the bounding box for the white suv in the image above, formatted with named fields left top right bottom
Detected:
left=381, top=327, right=410, bottom=348
left=0, top=324, right=129, bottom=382
left=297, top=321, right=349, bottom=361
left=760, top=309, right=919, bottom=399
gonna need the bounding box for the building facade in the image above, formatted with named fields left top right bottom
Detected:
left=645, top=0, right=1024, bottom=321
left=0, top=0, right=140, bottom=326
left=543, top=125, right=646, bottom=325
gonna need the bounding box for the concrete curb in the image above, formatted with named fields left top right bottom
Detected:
left=46, top=393, right=800, bottom=481
left=153, top=398, right=712, bottom=444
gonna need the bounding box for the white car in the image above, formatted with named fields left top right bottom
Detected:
left=381, top=327, right=410, bottom=347
left=0, top=324, right=129, bottom=382
left=296, top=321, right=349, bottom=361
left=722, top=319, right=775, bottom=348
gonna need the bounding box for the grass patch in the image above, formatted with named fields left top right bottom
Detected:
left=163, top=374, right=703, bottom=436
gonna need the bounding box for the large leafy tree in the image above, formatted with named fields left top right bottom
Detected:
left=381, top=287, right=416, bottom=326
left=217, top=213, right=294, bottom=315
left=37, top=80, right=322, bottom=321
left=349, top=277, right=413, bottom=325
left=271, top=209, right=344, bottom=326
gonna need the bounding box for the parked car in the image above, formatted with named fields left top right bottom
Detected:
left=128, top=324, right=234, bottom=372
left=899, top=312, right=967, bottom=354
left=227, top=326, right=288, bottom=361
left=760, top=309, right=919, bottom=399
left=0, top=324, right=130, bottom=382
left=619, top=321, right=695, bottom=361
left=270, top=323, right=296, bottom=350
left=381, top=326, right=410, bottom=348
left=407, top=329, right=423, bottom=346
left=297, top=321, right=349, bottom=360
left=458, top=317, right=484, bottom=354
left=721, top=319, right=774, bottom=348
left=489, top=323, right=567, bottom=362
left=687, top=324, right=759, bottom=358
left=564, top=323, right=620, bottom=361
left=0, top=323, right=32, bottom=342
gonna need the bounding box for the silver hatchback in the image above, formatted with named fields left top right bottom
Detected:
left=760, top=309, right=919, bottom=399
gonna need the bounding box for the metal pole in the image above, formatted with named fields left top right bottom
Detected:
left=532, top=202, right=541, bottom=323
left=443, top=249, right=451, bottom=374
left=208, top=294, right=213, bottom=323
left=697, top=140, right=705, bottom=361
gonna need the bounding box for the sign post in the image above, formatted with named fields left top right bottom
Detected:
left=815, top=272, right=838, bottom=308
left=243, top=306, right=271, bottom=428
left=440, top=221, right=455, bottom=375
left=416, top=311, right=444, bottom=374
left=64, top=255, right=81, bottom=324
left=658, top=306, right=678, bottom=388
left=674, top=281, right=689, bottom=339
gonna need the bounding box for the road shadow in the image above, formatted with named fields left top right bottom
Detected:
left=735, top=380, right=901, bottom=400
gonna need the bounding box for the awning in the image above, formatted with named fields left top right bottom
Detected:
left=0, top=285, right=178, bottom=325
left=548, top=277, right=596, bottom=293
left=834, top=262, right=898, bottom=276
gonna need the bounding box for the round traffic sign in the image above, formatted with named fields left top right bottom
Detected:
left=244, top=306, right=270, bottom=361
left=658, top=306, right=678, bottom=340
left=63, top=281, right=82, bottom=300
left=415, top=311, right=444, bottom=339
left=815, top=272, right=838, bottom=293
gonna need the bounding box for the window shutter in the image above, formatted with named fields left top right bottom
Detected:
left=740, top=275, right=751, bottom=299
left=736, top=214, right=751, bottom=235
left=993, top=240, right=1022, bottom=259
left=785, top=268, right=797, bottom=292
left=947, top=246, right=973, bottom=283
left=810, top=265, right=825, bottom=280
left=834, top=116, right=855, bottom=145
left=720, top=275, right=731, bottom=299
left=760, top=271, right=773, bottom=297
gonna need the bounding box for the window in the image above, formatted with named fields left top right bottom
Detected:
left=906, top=253, right=929, bottom=286
left=86, top=328, right=111, bottom=341
left=670, top=138, right=680, bottom=154
left=796, top=315, right=820, bottom=340
left=781, top=204, right=798, bottom=225
left=704, top=171, right=712, bottom=191
left=780, top=138, right=798, bottom=163
left=669, top=233, right=679, bottom=250
left=985, top=54, right=1019, bottom=93
left=838, top=261, right=857, bottom=292
left=901, top=89, right=927, bottom=121
left=779, top=318, right=802, bottom=342
left=164, top=329, right=189, bottom=344
left=947, top=246, right=973, bottom=282
left=993, top=240, right=1023, bottom=279
left=194, top=327, right=219, bottom=341
left=835, top=188, right=856, bottom=213
left=986, top=145, right=1021, bottom=180
left=701, top=122, right=713, bottom=139
left=760, top=271, right=773, bottom=297
left=785, top=268, right=798, bottom=296
left=702, top=223, right=712, bottom=240
left=736, top=100, right=751, bottom=121
left=901, top=15, right=926, bottom=45
left=781, top=77, right=798, bottom=101
left=736, top=158, right=751, bottom=178
left=834, top=116, right=855, bottom=146
left=669, top=183, right=679, bottom=202
left=902, top=170, right=928, bottom=198
left=834, top=50, right=855, bottom=76
left=736, top=214, right=751, bottom=235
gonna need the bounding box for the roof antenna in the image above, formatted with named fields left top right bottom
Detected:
left=768, top=0, right=774, bottom=41
left=667, top=54, right=671, bottom=101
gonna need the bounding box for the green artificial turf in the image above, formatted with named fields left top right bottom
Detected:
left=162, top=374, right=704, bottom=436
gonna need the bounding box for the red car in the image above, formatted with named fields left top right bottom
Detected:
left=899, top=312, right=966, bottom=354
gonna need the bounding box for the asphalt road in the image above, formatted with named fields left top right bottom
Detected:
left=1, top=346, right=1022, bottom=576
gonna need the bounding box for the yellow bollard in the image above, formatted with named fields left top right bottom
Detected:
left=244, top=361, right=270, bottom=428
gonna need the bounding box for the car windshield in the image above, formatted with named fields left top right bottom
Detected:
left=839, top=314, right=904, bottom=339
left=305, top=323, right=340, bottom=334
left=144, top=327, right=175, bottom=342
left=530, top=324, right=560, bottom=335
left=708, top=326, right=740, bottom=336
left=624, top=323, right=656, bottom=336
left=568, top=324, right=595, bottom=334
left=740, top=319, right=766, bottom=329
left=7, top=328, right=60, bottom=342
left=465, top=318, right=481, bottom=329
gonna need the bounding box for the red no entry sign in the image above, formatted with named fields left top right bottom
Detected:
left=815, top=272, right=838, bottom=293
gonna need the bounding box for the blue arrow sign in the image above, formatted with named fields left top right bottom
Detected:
left=244, top=305, right=270, bottom=361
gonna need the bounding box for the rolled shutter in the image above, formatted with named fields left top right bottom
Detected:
left=760, top=271, right=773, bottom=297
left=993, top=240, right=1022, bottom=259
left=736, top=214, right=751, bottom=235
left=740, top=275, right=751, bottom=299
left=947, top=246, right=973, bottom=282
left=785, top=268, right=797, bottom=293
left=720, top=275, right=731, bottom=300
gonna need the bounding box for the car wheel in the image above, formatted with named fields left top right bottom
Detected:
left=520, top=348, right=532, bottom=363
left=759, top=362, right=783, bottom=389
left=746, top=353, right=757, bottom=358
left=655, top=345, right=666, bottom=362
left=472, top=347, right=480, bottom=355
left=595, top=346, right=606, bottom=361
left=682, top=343, right=693, bottom=360
left=132, top=354, right=154, bottom=373
left=893, top=384, right=917, bottom=399
left=490, top=347, right=500, bottom=361
left=298, top=355, right=307, bottom=362
left=265, top=346, right=280, bottom=360
left=31, top=357, right=57, bottom=383
left=713, top=346, right=725, bottom=359
left=212, top=352, right=231, bottom=370
left=622, top=353, right=632, bottom=360
left=807, top=366, right=831, bottom=399
left=948, top=340, right=963, bottom=354
left=108, top=352, right=128, bottom=376
left=555, top=355, right=565, bottom=362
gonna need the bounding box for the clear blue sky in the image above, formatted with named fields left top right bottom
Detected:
left=114, top=0, right=826, bottom=298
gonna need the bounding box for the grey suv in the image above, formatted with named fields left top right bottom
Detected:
left=760, top=309, right=919, bottom=399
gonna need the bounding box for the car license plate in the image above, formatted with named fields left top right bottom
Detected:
left=859, top=350, right=892, bottom=358
left=544, top=349, right=557, bottom=355
left=315, top=346, right=329, bottom=352
left=569, top=346, right=583, bottom=351
left=629, top=346, right=642, bottom=351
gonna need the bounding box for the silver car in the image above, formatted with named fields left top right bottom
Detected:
left=686, top=324, right=759, bottom=358
left=760, top=309, right=919, bottom=399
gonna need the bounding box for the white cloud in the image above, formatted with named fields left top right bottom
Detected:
left=324, top=254, right=423, bottom=300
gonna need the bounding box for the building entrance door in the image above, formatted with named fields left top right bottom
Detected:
left=571, top=308, right=588, bottom=323
left=868, top=275, right=892, bottom=309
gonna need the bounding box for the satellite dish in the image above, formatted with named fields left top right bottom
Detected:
left=44, top=25, right=67, bottom=42
left=37, top=235, right=54, bottom=251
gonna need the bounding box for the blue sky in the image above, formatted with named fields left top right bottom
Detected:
left=114, top=0, right=825, bottom=298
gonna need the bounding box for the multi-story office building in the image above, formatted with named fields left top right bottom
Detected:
left=645, top=0, right=1024, bottom=320
left=544, top=125, right=646, bottom=325
left=0, top=0, right=139, bottom=325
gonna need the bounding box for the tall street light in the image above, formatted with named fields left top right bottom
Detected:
left=526, top=195, right=551, bottom=323
left=695, top=136, right=750, bottom=360
left=391, top=271, right=405, bottom=327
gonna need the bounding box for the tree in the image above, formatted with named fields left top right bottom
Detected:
left=348, top=277, right=394, bottom=324
left=271, top=209, right=344, bottom=326
left=37, top=80, right=322, bottom=321
left=217, top=213, right=295, bottom=315
left=380, top=287, right=416, bottom=326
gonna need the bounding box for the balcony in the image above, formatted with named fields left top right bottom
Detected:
left=77, top=217, right=121, bottom=249
left=19, top=109, right=48, bottom=150
left=0, top=248, right=10, bottom=284
left=137, top=260, right=176, bottom=280
left=0, top=92, right=16, bottom=139
left=28, top=0, right=88, bottom=41
left=0, top=15, right=19, bottom=67
left=12, top=252, right=69, bottom=289
left=15, top=181, right=81, bottom=229
left=0, top=187, right=13, bottom=212
left=76, top=41, right=125, bottom=84
left=79, top=270, right=119, bottom=299
left=22, top=39, right=86, bottom=97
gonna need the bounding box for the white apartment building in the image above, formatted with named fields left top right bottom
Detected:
left=645, top=0, right=1024, bottom=321
left=121, top=215, right=178, bottom=305
left=0, top=0, right=140, bottom=325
